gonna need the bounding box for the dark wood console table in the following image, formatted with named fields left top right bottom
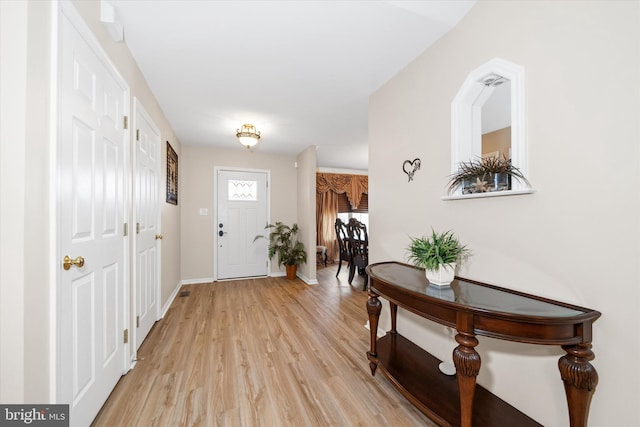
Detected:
left=365, top=262, right=601, bottom=427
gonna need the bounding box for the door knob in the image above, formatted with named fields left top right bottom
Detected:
left=63, top=255, right=85, bottom=270
left=155, top=234, right=163, bottom=240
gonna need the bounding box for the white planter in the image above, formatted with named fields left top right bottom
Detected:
left=425, top=263, right=456, bottom=287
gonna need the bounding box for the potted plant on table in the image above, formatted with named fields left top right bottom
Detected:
left=447, top=154, right=530, bottom=195
left=254, top=222, right=307, bottom=280
left=406, top=229, right=470, bottom=287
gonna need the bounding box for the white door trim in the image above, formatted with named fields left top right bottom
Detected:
left=132, top=97, right=162, bottom=353
left=213, top=166, right=271, bottom=281
left=48, top=0, right=60, bottom=404
left=52, top=0, right=131, bottom=403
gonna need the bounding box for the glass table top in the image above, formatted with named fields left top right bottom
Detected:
left=368, top=262, right=588, bottom=318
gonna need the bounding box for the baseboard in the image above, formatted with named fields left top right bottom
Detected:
left=296, top=272, right=318, bottom=285
left=364, top=320, right=385, bottom=338
left=178, top=273, right=319, bottom=285
left=160, top=281, right=182, bottom=319
left=181, top=277, right=214, bottom=285
left=268, top=271, right=318, bottom=285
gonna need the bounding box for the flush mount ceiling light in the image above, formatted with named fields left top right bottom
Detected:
left=236, top=124, right=261, bottom=149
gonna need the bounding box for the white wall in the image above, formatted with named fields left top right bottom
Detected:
left=0, top=0, right=59, bottom=403
left=180, top=145, right=298, bottom=281
left=0, top=0, right=29, bottom=403
left=369, top=1, right=639, bottom=426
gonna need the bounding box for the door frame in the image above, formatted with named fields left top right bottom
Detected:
left=132, top=97, right=162, bottom=356
left=213, top=166, right=271, bottom=281
left=51, top=0, right=131, bottom=402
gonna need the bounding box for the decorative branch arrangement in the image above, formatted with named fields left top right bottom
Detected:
left=447, top=155, right=529, bottom=194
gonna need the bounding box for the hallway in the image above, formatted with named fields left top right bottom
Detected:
left=92, top=266, right=435, bottom=426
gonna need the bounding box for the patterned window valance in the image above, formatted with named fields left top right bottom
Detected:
left=316, top=173, right=368, bottom=209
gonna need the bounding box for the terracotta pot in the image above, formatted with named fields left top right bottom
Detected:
left=285, top=264, right=297, bottom=280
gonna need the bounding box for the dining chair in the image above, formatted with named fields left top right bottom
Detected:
left=346, top=218, right=369, bottom=290
left=334, top=218, right=351, bottom=277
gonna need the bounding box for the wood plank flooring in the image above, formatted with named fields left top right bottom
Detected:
left=92, top=266, right=436, bottom=427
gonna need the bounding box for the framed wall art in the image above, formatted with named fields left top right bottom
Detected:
left=166, top=141, right=178, bottom=205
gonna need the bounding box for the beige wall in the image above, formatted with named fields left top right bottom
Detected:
left=369, top=1, right=639, bottom=426
left=296, top=146, right=318, bottom=283
left=180, top=145, right=298, bottom=281
left=482, top=126, right=510, bottom=158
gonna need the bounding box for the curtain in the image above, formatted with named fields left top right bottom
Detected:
left=316, top=173, right=368, bottom=209
left=316, top=191, right=339, bottom=262
left=316, top=173, right=368, bottom=262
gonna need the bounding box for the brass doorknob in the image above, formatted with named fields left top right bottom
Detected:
left=63, top=255, right=85, bottom=270
left=155, top=234, right=163, bottom=240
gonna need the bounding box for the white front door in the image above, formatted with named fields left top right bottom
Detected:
left=133, top=98, right=161, bottom=349
left=216, top=169, right=269, bottom=280
left=58, top=9, right=128, bottom=427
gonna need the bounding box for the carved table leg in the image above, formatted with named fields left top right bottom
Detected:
left=453, top=332, right=480, bottom=427
left=389, top=302, right=398, bottom=334
left=558, top=343, right=598, bottom=427
left=366, top=291, right=382, bottom=375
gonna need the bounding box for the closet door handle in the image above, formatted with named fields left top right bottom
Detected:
left=63, top=255, right=85, bottom=270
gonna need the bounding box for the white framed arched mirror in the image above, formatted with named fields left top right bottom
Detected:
left=445, top=58, right=533, bottom=199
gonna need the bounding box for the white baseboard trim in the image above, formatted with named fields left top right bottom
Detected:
left=126, top=358, right=137, bottom=373
left=179, top=273, right=320, bottom=285
left=181, top=277, right=214, bottom=285
left=268, top=271, right=318, bottom=285
left=160, top=281, right=182, bottom=319
left=364, top=320, right=385, bottom=338
left=297, top=272, right=318, bottom=285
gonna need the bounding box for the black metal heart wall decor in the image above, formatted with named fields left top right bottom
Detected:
left=402, top=158, right=421, bottom=182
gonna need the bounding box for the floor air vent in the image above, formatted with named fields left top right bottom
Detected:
left=179, top=290, right=191, bottom=297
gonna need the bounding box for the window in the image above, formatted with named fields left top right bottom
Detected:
left=228, top=179, right=257, bottom=201
left=446, top=58, right=533, bottom=199
left=337, top=193, right=369, bottom=230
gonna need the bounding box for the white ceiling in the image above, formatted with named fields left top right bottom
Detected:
left=111, top=0, right=476, bottom=171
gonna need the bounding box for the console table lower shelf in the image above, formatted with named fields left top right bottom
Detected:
left=369, top=333, right=542, bottom=427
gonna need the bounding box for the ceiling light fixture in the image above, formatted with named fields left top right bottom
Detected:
left=236, top=124, right=261, bottom=149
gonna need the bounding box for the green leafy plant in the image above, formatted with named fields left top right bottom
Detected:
left=254, top=222, right=307, bottom=267
left=406, top=229, right=470, bottom=271
left=447, top=155, right=529, bottom=194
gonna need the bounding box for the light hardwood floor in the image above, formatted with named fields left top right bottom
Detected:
left=92, top=265, right=436, bottom=427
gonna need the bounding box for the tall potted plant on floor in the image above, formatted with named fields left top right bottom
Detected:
left=255, top=222, right=307, bottom=279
